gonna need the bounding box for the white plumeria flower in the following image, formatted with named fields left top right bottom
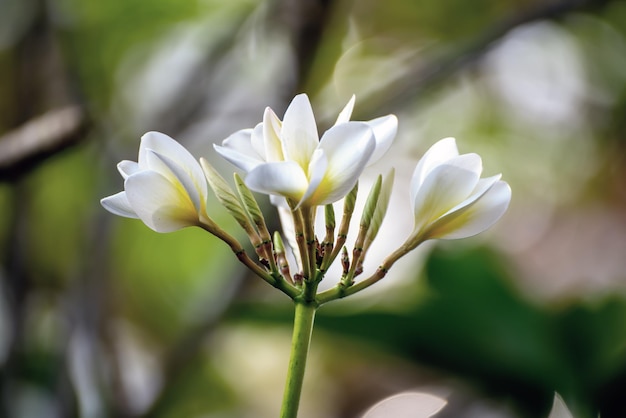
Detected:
left=408, top=137, right=511, bottom=243
left=214, top=93, right=397, bottom=208
left=101, top=131, right=211, bottom=233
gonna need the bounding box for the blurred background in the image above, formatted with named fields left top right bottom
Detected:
left=1, top=0, right=626, bottom=417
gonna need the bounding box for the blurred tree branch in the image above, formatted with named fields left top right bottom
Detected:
left=0, top=0, right=89, bottom=416
left=359, top=0, right=614, bottom=116
left=0, top=106, right=90, bottom=181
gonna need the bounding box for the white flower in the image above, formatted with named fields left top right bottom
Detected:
left=214, top=93, right=397, bottom=207
left=408, top=137, right=511, bottom=242
left=101, top=131, right=211, bottom=232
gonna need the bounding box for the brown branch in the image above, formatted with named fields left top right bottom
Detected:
left=0, top=105, right=90, bottom=181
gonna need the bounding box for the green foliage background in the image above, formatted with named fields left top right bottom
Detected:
left=1, top=0, right=626, bottom=417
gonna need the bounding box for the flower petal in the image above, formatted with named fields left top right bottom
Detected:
left=307, top=122, right=375, bottom=205
left=411, top=154, right=482, bottom=232
left=100, top=191, right=139, bottom=218
left=245, top=161, right=309, bottom=201
left=281, top=94, right=319, bottom=169
left=124, top=170, right=198, bottom=232
left=411, top=137, right=460, bottom=194
left=138, top=131, right=208, bottom=200
left=117, top=160, right=140, bottom=179
left=214, top=128, right=264, bottom=172
left=334, top=95, right=355, bottom=125
left=146, top=149, right=203, bottom=213
left=250, top=123, right=266, bottom=159
left=277, top=205, right=301, bottom=270
left=365, top=114, right=398, bottom=165
left=430, top=179, right=511, bottom=240
left=139, top=132, right=193, bottom=170
left=221, top=129, right=256, bottom=155
left=262, top=107, right=284, bottom=162
left=299, top=149, right=328, bottom=207
left=444, top=174, right=502, bottom=215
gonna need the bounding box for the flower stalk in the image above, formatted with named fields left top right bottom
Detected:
left=280, top=300, right=317, bottom=418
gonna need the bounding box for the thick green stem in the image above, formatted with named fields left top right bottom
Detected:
left=280, top=301, right=317, bottom=418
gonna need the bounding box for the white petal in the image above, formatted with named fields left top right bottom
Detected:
left=221, top=129, right=257, bottom=157
left=124, top=171, right=199, bottom=232
left=262, top=107, right=284, bottom=162
left=431, top=180, right=511, bottom=240
left=411, top=137, right=460, bottom=193
left=363, top=392, right=447, bottom=418
left=138, top=131, right=208, bottom=199
left=277, top=205, right=301, bottom=271
left=281, top=94, right=319, bottom=169
left=411, top=154, right=482, bottom=232
left=117, top=160, right=140, bottom=179
left=334, top=95, right=355, bottom=125
left=139, top=132, right=192, bottom=169
left=250, top=123, right=266, bottom=159
left=100, top=191, right=139, bottom=218
left=307, top=122, right=375, bottom=205
left=245, top=161, right=309, bottom=201
left=146, top=150, right=203, bottom=213
left=270, top=195, right=290, bottom=208
left=214, top=135, right=265, bottom=174
left=444, top=174, right=501, bottom=215
left=365, top=114, right=398, bottom=165
left=299, top=149, right=328, bottom=207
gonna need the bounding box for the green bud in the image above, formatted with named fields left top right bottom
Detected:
left=200, top=159, right=259, bottom=244
left=364, top=169, right=395, bottom=252
left=324, top=204, right=336, bottom=231
left=359, top=175, right=382, bottom=232
left=343, top=182, right=358, bottom=218
left=337, top=182, right=358, bottom=240
left=323, top=204, right=335, bottom=244
left=274, top=231, right=293, bottom=284
left=273, top=230, right=285, bottom=254
left=234, top=173, right=270, bottom=240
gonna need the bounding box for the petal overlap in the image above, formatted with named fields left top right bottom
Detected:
left=409, top=138, right=511, bottom=242
left=214, top=93, right=397, bottom=208
left=100, top=131, right=210, bottom=233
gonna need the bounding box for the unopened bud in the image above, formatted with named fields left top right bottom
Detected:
left=273, top=231, right=292, bottom=284
left=200, top=159, right=261, bottom=247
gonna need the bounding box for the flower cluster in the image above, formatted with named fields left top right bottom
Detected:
left=213, top=94, right=397, bottom=208
left=101, top=93, right=512, bottom=418
left=101, top=94, right=511, bottom=302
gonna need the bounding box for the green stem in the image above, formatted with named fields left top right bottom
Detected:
left=316, top=241, right=418, bottom=304
left=280, top=300, right=317, bottom=418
